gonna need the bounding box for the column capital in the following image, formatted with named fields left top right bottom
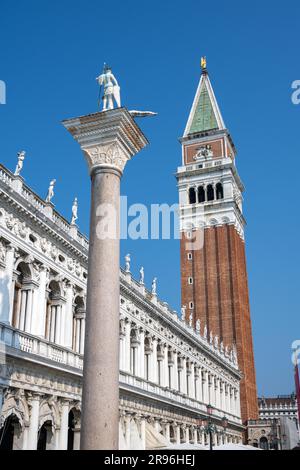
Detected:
left=62, top=108, right=148, bottom=176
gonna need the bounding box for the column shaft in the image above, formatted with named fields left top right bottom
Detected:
left=80, top=169, right=120, bottom=450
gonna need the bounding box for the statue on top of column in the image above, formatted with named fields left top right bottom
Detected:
left=14, top=150, right=26, bottom=176
left=96, top=63, right=121, bottom=111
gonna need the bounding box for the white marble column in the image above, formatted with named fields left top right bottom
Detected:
left=193, top=427, right=198, bottom=444
left=203, top=370, right=209, bottom=404
left=139, top=329, right=145, bottom=379
left=152, top=338, right=158, bottom=383
left=164, top=422, right=170, bottom=442
left=64, top=283, right=73, bottom=348
left=215, top=378, right=221, bottom=409
left=0, top=244, right=15, bottom=324
left=182, top=358, right=187, bottom=395
left=163, top=345, right=169, bottom=387
left=50, top=305, right=56, bottom=343
left=19, top=289, right=27, bottom=331
left=25, top=288, right=34, bottom=333
left=124, top=321, right=131, bottom=373
left=80, top=318, right=85, bottom=355
left=59, top=400, right=69, bottom=450
left=27, top=393, right=40, bottom=450
left=64, top=107, right=148, bottom=450
left=190, top=363, right=195, bottom=399
left=140, top=416, right=146, bottom=450
left=34, top=266, right=48, bottom=336
left=125, top=414, right=131, bottom=449
left=55, top=304, right=62, bottom=344
left=173, top=351, right=178, bottom=390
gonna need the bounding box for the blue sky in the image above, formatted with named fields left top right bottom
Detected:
left=0, top=0, right=299, bottom=396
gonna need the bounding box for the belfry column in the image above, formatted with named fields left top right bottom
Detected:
left=63, top=108, right=148, bottom=450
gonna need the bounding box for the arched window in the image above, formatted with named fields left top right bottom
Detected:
left=37, top=421, right=53, bottom=451
left=189, top=187, right=196, bottom=204
left=0, top=414, right=21, bottom=450
left=216, top=182, right=224, bottom=200
left=72, top=296, right=85, bottom=354
left=12, top=262, right=33, bottom=332
left=259, top=436, right=269, bottom=450
left=198, top=186, right=206, bottom=203
left=207, top=184, right=214, bottom=201
left=45, top=280, right=62, bottom=344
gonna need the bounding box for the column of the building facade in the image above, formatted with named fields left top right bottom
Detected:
left=80, top=317, right=85, bottom=354
left=64, top=282, right=74, bottom=348
left=59, top=400, right=70, bottom=450
left=193, top=426, right=198, bottom=444
left=164, top=421, right=170, bottom=442
left=225, top=384, right=230, bottom=413
left=172, top=350, right=178, bottom=390
left=124, top=320, right=131, bottom=373
left=24, top=284, right=35, bottom=333
left=175, top=423, right=180, bottom=444
left=215, top=378, right=221, bottom=409
left=203, top=370, right=209, bottom=404
left=162, top=344, right=169, bottom=387
left=138, top=329, right=145, bottom=379
left=125, top=414, right=131, bottom=449
left=190, top=363, right=195, bottom=399
left=0, top=244, right=15, bottom=324
left=195, top=367, right=201, bottom=401
left=31, top=266, right=48, bottom=336
left=182, top=358, right=187, bottom=395
left=183, top=425, right=188, bottom=443
left=27, top=393, right=40, bottom=450
left=151, top=337, right=158, bottom=383
left=55, top=304, right=63, bottom=345
left=119, top=320, right=126, bottom=370
left=18, top=288, right=28, bottom=331
left=139, top=415, right=146, bottom=449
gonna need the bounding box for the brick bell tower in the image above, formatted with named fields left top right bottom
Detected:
left=177, top=58, right=258, bottom=423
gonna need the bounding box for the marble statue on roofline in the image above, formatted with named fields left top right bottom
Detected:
left=71, top=197, right=78, bottom=225
left=14, top=151, right=26, bottom=176
left=46, top=179, right=56, bottom=203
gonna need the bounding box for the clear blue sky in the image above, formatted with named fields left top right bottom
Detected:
left=0, top=0, right=299, bottom=396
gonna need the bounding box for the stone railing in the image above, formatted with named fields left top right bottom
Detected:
left=0, top=322, right=83, bottom=370
left=120, top=371, right=242, bottom=425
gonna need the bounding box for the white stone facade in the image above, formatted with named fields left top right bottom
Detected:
left=0, top=163, right=243, bottom=449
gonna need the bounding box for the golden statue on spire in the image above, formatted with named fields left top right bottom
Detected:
left=201, top=56, right=207, bottom=70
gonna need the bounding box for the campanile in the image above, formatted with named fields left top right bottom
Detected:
left=177, top=59, right=258, bottom=423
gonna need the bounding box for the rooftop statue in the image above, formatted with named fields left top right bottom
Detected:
left=14, top=150, right=26, bottom=176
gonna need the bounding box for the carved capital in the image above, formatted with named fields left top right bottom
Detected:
left=84, top=142, right=128, bottom=175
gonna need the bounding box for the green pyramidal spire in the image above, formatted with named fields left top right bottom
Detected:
left=189, top=81, right=218, bottom=133
left=184, top=63, right=225, bottom=137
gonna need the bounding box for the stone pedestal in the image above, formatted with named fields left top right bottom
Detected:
left=63, top=108, right=148, bottom=450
